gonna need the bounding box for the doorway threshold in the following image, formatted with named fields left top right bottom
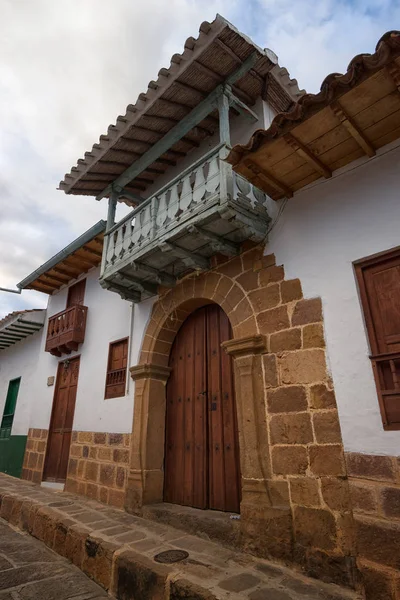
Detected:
left=142, top=502, right=241, bottom=549
left=41, top=481, right=65, bottom=491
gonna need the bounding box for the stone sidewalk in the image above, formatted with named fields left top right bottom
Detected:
left=0, top=517, right=109, bottom=599
left=0, top=474, right=361, bottom=600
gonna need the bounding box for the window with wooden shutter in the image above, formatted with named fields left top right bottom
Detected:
left=104, top=338, right=128, bottom=399
left=355, top=247, right=400, bottom=430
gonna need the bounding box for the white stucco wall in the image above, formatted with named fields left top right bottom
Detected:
left=266, top=140, right=400, bottom=456
left=0, top=328, right=44, bottom=436
left=26, top=267, right=152, bottom=435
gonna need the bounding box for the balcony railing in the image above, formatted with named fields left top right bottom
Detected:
left=105, top=368, right=127, bottom=399
left=371, top=351, right=400, bottom=428
left=101, top=143, right=272, bottom=302
left=45, top=305, right=88, bottom=357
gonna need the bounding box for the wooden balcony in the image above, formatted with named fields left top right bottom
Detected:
left=100, top=144, right=272, bottom=302
left=45, top=305, right=88, bottom=356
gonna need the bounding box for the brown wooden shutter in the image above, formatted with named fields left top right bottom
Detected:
left=355, top=247, right=400, bottom=429
left=67, top=279, right=86, bottom=308
left=104, top=338, right=128, bottom=399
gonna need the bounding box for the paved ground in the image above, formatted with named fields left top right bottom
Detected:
left=0, top=474, right=361, bottom=600
left=0, top=518, right=110, bottom=599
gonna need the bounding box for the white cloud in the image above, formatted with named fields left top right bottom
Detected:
left=0, top=0, right=397, bottom=317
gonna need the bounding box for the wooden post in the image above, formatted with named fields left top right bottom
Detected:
left=218, top=90, right=233, bottom=203
left=106, top=190, right=118, bottom=231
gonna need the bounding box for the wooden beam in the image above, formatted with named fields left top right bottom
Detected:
left=97, top=53, right=259, bottom=200
left=173, top=80, right=207, bottom=97
left=39, top=273, right=67, bottom=286
left=114, top=273, right=158, bottom=296
left=331, top=101, right=375, bottom=158
left=283, top=133, right=332, bottom=179
left=107, top=190, right=117, bottom=230
left=131, top=262, right=176, bottom=287
left=53, top=265, right=80, bottom=277
left=63, top=256, right=95, bottom=270
left=243, top=160, right=293, bottom=198
left=160, top=242, right=210, bottom=271
left=187, top=225, right=239, bottom=257
left=117, top=190, right=144, bottom=204
left=213, top=39, right=265, bottom=86
left=81, top=246, right=102, bottom=259
left=226, top=89, right=258, bottom=122
left=100, top=279, right=141, bottom=303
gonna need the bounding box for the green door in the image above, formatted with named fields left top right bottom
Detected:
left=0, top=378, right=21, bottom=438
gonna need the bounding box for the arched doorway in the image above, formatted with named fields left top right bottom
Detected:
left=163, top=304, right=241, bottom=513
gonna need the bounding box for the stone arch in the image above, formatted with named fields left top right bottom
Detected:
left=125, top=245, right=355, bottom=585
left=125, top=246, right=274, bottom=515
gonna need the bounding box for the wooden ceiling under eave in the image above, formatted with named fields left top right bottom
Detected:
left=60, top=15, right=305, bottom=204
left=227, top=32, right=400, bottom=200
left=28, top=235, right=103, bottom=294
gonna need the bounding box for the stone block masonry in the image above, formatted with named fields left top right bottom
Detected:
left=130, top=244, right=358, bottom=589
left=346, top=451, right=400, bottom=600
left=65, top=431, right=130, bottom=508
left=0, top=473, right=360, bottom=600
left=21, top=428, right=48, bottom=484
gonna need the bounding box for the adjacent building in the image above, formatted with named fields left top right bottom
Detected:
left=1, top=17, right=400, bottom=599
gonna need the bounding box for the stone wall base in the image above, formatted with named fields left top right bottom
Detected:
left=21, top=428, right=48, bottom=484
left=346, top=451, right=400, bottom=599
left=65, top=431, right=130, bottom=508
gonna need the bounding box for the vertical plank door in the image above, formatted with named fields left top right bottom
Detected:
left=164, top=304, right=240, bottom=512
left=207, top=304, right=241, bottom=512
left=67, top=279, right=86, bottom=308
left=43, top=356, right=80, bottom=482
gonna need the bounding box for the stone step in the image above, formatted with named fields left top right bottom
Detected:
left=0, top=473, right=362, bottom=600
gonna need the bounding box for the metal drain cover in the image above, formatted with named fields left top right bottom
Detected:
left=154, top=550, right=189, bottom=564
left=48, top=501, right=75, bottom=508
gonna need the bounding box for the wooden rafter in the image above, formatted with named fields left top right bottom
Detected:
left=213, top=38, right=264, bottom=88
left=173, top=80, right=207, bottom=97
left=283, top=133, right=332, bottom=179
left=243, top=159, right=293, bottom=199
left=39, top=273, right=67, bottom=286
left=81, top=246, right=102, bottom=259
left=131, top=262, right=176, bottom=287
left=53, top=266, right=80, bottom=278
left=97, top=53, right=259, bottom=199
left=187, top=225, right=239, bottom=256
left=331, top=101, right=375, bottom=158
left=160, top=242, right=210, bottom=270
left=64, top=256, right=95, bottom=270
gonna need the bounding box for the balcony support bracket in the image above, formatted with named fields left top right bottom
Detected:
left=187, top=225, right=239, bottom=257
left=225, top=88, right=259, bottom=122
left=160, top=242, right=210, bottom=271
left=131, top=262, right=176, bottom=287
left=114, top=273, right=158, bottom=296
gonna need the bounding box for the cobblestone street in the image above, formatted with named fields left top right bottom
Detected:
left=0, top=517, right=110, bottom=599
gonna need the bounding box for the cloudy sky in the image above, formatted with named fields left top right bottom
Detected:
left=1, top=0, right=399, bottom=318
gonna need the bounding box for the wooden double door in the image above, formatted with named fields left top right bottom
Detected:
left=164, top=304, right=241, bottom=513
left=43, top=356, right=80, bottom=482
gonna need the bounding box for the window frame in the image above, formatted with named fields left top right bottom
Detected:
left=0, top=377, right=21, bottom=439
left=354, top=245, right=400, bottom=430
left=104, top=337, right=129, bottom=400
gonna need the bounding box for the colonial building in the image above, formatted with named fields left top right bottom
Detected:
left=1, top=16, right=400, bottom=599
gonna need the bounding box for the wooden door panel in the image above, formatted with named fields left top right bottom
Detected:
left=207, top=305, right=240, bottom=513
left=67, top=279, right=86, bottom=308
left=192, top=309, right=207, bottom=509
left=364, top=258, right=400, bottom=353
left=164, top=304, right=240, bottom=513
left=43, top=357, right=80, bottom=482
